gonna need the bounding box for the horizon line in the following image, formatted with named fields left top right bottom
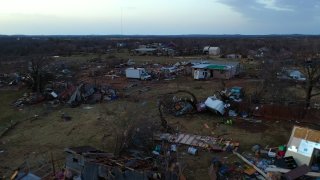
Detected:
left=1, top=33, right=320, bottom=37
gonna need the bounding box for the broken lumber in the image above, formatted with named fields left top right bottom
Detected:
left=233, top=151, right=267, bottom=178
left=155, top=133, right=231, bottom=149
left=265, top=167, right=320, bottom=178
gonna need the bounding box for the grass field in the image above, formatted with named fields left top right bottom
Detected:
left=0, top=90, right=26, bottom=129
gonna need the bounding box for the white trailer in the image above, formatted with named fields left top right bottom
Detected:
left=125, top=68, right=151, bottom=80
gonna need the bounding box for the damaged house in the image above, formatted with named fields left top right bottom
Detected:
left=191, top=60, right=241, bottom=80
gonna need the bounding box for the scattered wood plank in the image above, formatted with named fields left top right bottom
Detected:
left=186, top=136, right=195, bottom=144
left=154, top=133, right=233, bottom=149
left=233, top=151, right=267, bottom=178
left=180, top=134, right=190, bottom=144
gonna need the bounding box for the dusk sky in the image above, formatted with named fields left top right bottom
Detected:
left=0, top=0, right=319, bottom=35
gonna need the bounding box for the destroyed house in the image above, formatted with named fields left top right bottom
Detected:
left=286, top=126, right=320, bottom=168
left=65, top=146, right=170, bottom=180
left=191, top=60, right=240, bottom=80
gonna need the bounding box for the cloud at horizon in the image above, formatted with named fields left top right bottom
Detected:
left=0, top=0, right=319, bottom=35
left=216, top=0, right=320, bottom=34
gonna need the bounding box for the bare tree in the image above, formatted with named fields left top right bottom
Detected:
left=257, top=57, right=284, bottom=102
left=301, top=59, right=320, bottom=108
left=27, top=56, right=52, bottom=93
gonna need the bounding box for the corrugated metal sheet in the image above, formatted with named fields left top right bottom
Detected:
left=206, top=65, right=230, bottom=70
left=191, top=64, right=210, bottom=69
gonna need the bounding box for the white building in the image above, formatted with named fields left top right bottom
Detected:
left=203, top=46, right=221, bottom=56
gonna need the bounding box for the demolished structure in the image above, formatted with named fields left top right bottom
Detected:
left=64, top=146, right=178, bottom=180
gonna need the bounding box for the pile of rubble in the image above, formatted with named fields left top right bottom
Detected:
left=62, top=146, right=165, bottom=180
left=157, top=87, right=246, bottom=129
left=0, top=73, right=32, bottom=89
left=13, top=82, right=118, bottom=108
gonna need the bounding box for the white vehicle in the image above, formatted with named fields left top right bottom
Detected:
left=292, top=75, right=306, bottom=81
left=125, top=68, right=151, bottom=80
left=289, top=70, right=306, bottom=81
